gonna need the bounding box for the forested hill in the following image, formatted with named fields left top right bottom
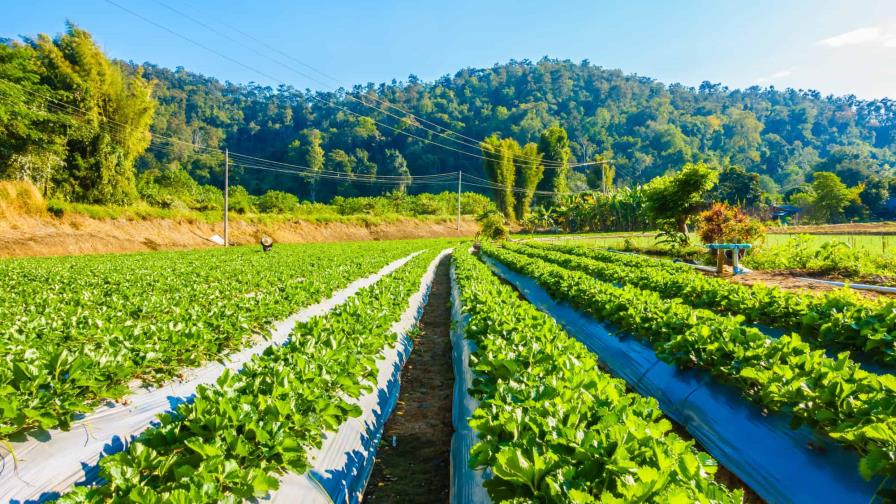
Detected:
left=135, top=57, right=896, bottom=199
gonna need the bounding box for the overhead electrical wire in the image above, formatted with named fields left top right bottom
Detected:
left=158, top=1, right=489, bottom=148
left=2, top=81, right=598, bottom=196
left=151, top=0, right=593, bottom=169
left=106, top=0, right=604, bottom=170
left=0, top=81, right=451, bottom=181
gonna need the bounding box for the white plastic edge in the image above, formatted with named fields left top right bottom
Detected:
left=448, top=255, right=491, bottom=504
left=0, top=251, right=423, bottom=502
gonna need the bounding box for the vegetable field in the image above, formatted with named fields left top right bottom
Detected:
left=0, top=241, right=429, bottom=438
left=4, top=237, right=895, bottom=503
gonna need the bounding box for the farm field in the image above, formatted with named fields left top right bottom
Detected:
left=455, top=241, right=896, bottom=502
left=0, top=240, right=449, bottom=439
left=8, top=2, right=896, bottom=502
left=4, top=239, right=896, bottom=503
left=522, top=230, right=896, bottom=257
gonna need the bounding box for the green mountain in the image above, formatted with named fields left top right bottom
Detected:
left=3, top=25, right=896, bottom=206
left=135, top=58, right=896, bottom=199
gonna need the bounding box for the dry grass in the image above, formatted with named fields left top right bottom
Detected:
left=0, top=180, right=45, bottom=219
left=0, top=180, right=479, bottom=257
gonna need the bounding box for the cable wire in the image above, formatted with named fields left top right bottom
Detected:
left=106, top=0, right=602, bottom=169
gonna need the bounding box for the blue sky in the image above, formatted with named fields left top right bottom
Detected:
left=4, top=0, right=896, bottom=99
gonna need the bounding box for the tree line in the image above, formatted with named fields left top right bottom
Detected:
left=3, top=24, right=896, bottom=224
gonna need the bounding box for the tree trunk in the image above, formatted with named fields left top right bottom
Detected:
left=677, top=217, right=689, bottom=236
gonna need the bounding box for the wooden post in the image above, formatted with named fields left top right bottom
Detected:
left=224, top=149, right=229, bottom=247
left=716, top=249, right=725, bottom=275
left=457, top=170, right=461, bottom=231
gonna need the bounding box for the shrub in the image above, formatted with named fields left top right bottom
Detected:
left=193, top=185, right=223, bottom=211
left=476, top=210, right=508, bottom=241
left=697, top=203, right=765, bottom=244
left=46, top=198, right=65, bottom=218
left=256, top=190, right=299, bottom=214
left=226, top=185, right=254, bottom=214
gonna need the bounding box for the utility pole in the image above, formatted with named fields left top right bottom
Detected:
left=456, top=170, right=462, bottom=231
left=224, top=148, right=229, bottom=247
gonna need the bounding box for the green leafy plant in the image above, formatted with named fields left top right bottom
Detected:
left=697, top=202, right=765, bottom=245
left=515, top=241, right=896, bottom=365
left=483, top=242, right=896, bottom=484
left=0, top=240, right=435, bottom=439
left=57, top=248, right=445, bottom=502
left=476, top=209, right=509, bottom=241
left=453, top=248, right=742, bottom=503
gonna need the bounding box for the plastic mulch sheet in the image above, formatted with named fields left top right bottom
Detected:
left=448, top=262, right=491, bottom=504
left=268, top=248, right=453, bottom=503
left=1, top=252, right=424, bottom=503
left=484, top=256, right=884, bottom=504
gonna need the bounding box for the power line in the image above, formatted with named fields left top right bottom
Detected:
left=2, top=83, right=600, bottom=196
left=0, top=80, right=457, bottom=181
left=152, top=0, right=596, bottom=170
left=106, top=0, right=602, bottom=169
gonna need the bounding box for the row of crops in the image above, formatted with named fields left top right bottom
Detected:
left=58, top=248, right=444, bottom=502
left=519, top=241, right=896, bottom=365
left=475, top=240, right=896, bottom=501
left=4, top=236, right=895, bottom=502
left=0, top=241, right=434, bottom=438
left=452, top=249, right=743, bottom=502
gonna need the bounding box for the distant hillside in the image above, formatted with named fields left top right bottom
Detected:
left=133, top=58, right=896, bottom=199
left=3, top=24, right=895, bottom=206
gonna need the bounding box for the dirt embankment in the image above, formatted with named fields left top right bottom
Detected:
left=0, top=214, right=477, bottom=258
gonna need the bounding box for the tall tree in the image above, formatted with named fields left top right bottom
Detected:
left=860, top=176, right=890, bottom=219
left=537, top=126, right=570, bottom=196
left=480, top=135, right=517, bottom=220
left=34, top=23, right=154, bottom=204
left=353, top=148, right=377, bottom=195
left=598, top=156, right=615, bottom=194
left=295, top=129, right=324, bottom=201
left=383, top=149, right=411, bottom=193
left=714, top=165, right=762, bottom=207
left=0, top=24, right=154, bottom=204
left=806, top=171, right=862, bottom=223
left=514, top=142, right=544, bottom=220
left=0, top=42, right=68, bottom=194
left=326, top=149, right=356, bottom=198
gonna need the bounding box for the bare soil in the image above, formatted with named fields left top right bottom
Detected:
left=0, top=214, right=477, bottom=258
left=768, top=222, right=896, bottom=235
left=713, top=269, right=895, bottom=300
left=364, top=256, right=453, bottom=503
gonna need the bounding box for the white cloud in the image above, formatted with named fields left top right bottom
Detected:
left=818, top=26, right=896, bottom=48
left=755, top=68, right=792, bottom=84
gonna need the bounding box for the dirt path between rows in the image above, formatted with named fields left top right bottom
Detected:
left=364, top=255, right=453, bottom=503
left=716, top=269, right=894, bottom=300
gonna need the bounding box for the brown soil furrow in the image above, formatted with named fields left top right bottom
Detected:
left=364, top=255, right=453, bottom=503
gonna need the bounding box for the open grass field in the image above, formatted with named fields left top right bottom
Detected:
left=518, top=228, right=896, bottom=284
